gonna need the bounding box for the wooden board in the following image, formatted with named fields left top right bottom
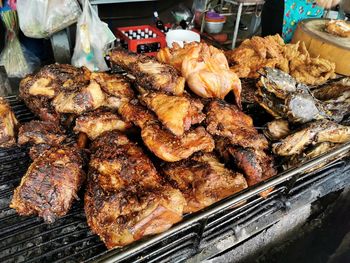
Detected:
left=292, top=18, right=350, bottom=76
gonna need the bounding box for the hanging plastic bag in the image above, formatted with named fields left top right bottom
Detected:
left=17, top=0, right=81, bottom=38
left=0, top=10, right=40, bottom=78
left=72, top=0, right=116, bottom=72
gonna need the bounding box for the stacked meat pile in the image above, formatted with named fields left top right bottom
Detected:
left=225, top=34, right=336, bottom=85
left=6, top=43, right=277, bottom=249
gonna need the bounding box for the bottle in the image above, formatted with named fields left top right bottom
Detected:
left=137, top=44, right=149, bottom=54
left=153, top=11, right=165, bottom=31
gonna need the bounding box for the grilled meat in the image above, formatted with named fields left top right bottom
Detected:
left=0, top=97, right=18, bottom=147
left=52, top=80, right=106, bottom=115
left=162, top=153, right=248, bottom=213
left=206, top=100, right=268, bottom=150
left=109, top=49, right=185, bottom=96
left=272, top=120, right=350, bottom=156
left=85, top=131, right=185, bottom=248
left=18, top=120, right=66, bottom=146
left=74, top=108, right=132, bottom=140
left=29, top=143, right=52, bottom=160
left=119, top=101, right=215, bottom=162
left=264, top=119, right=291, bottom=141
left=19, top=64, right=91, bottom=123
left=10, top=146, right=86, bottom=223
left=256, top=68, right=331, bottom=123
left=216, top=138, right=277, bottom=190
left=90, top=72, right=134, bottom=109
left=140, top=92, right=205, bottom=136
left=142, top=122, right=215, bottom=162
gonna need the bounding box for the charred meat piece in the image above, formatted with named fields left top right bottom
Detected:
left=140, top=92, right=205, bottom=136
left=29, top=143, right=52, bottom=160
left=272, top=120, right=350, bottom=156
left=216, top=138, right=277, bottom=189
left=162, top=153, right=248, bottom=213
left=18, top=120, right=66, bottom=146
left=52, top=80, right=106, bottom=115
left=10, top=146, right=86, bottom=223
left=85, top=131, right=185, bottom=248
left=119, top=101, right=215, bottom=162
left=74, top=108, right=132, bottom=140
left=109, top=49, right=185, bottom=96
left=90, top=72, right=134, bottom=109
left=19, top=64, right=91, bottom=123
left=141, top=123, right=215, bottom=162
left=206, top=100, right=268, bottom=150
left=89, top=131, right=160, bottom=191
left=0, top=97, right=18, bottom=147
left=118, top=99, right=156, bottom=128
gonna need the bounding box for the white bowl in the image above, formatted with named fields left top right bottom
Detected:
left=205, top=21, right=225, bottom=34
left=166, top=30, right=200, bottom=48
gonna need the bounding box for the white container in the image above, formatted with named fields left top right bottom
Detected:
left=166, top=29, right=200, bottom=48
left=205, top=21, right=225, bottom=34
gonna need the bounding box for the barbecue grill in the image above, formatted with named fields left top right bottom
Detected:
left=1, top=96, right=350, bottom=263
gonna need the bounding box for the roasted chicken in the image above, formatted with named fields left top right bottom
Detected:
left=10, top=146, right=86, bottom=223
left=19, top=64, right=91, bottom=123
left=74, top=108, right=132, bottom=140
left=85, top=131, right=185, bottom=248
left=162, top=153, right=248, bottom=213
left=109, top=48, right=185, bottom=96
left=206, top=100, right=268, bottom=150
left=272, top=120, right=350, bottom=156
left=0, top=97, right=18, bottom=147
left=157, top=42, right=242, bottom=108
left=18, top=120, right=66, bottom=146
left=216, top=138, right=276, bottom=191
left=325, top=20, right=350, bottom=38
left=140, top=92, right=205, bottom=136
left=119, top=101, right=215, bottom=162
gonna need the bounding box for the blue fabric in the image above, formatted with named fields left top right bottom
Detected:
left=283, top=0, right=324, bottom=42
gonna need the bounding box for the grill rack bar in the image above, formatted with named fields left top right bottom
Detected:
left=97, top=142, right=350, bottom=263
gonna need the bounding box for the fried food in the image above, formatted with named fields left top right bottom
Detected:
left=119, top=101, right=215, bottom=162
left=0, top=97, right=19, bottom=147
left=162, top=153, right=248, bottom=213
left=85, top=131, right=185, bottom=248
left=74, top=108, right=132, bottom=140
left=325, top=20, right=350, bottom=38
left=109, top=48, right=185, bottom=96
left=226, top=34, right=336, bottom=85
left=140, top=92, right=205, bottom=136
left=10, top=146, right=85, bottom=223
left=157, top=42, right=242, bottom=108
left=206, top=100, right=268, bottom=150
left=18, top=120, right=66, bottom=146
left=272, top=120, right=350, bottom=156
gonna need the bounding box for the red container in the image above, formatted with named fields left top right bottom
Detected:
left=115, top=25, right=166, bottom=56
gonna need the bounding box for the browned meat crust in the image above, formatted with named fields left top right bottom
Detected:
left=109, top=49, right=185, bottom=96
left=0, top=97, right=18, bottom=147
left=10, top=146, right=86, bottom=223
left=162, top=153, right=248, bottom=213
left=85, top=131, right=185, bottom=248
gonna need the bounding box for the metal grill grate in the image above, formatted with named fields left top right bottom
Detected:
left=0, top=97, right=349, bottom=263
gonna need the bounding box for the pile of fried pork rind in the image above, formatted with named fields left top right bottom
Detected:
left=226, top=34, right=336, bottom=85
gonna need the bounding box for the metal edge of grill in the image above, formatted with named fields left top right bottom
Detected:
left=0, top=96, right=350, bottom=263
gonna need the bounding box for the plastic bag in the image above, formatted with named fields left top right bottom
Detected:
left=17, top=0, right=81, bottom=38
left=0, top=10, right=40, bottom=78
left=72, top=0, right=116, bottom=72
